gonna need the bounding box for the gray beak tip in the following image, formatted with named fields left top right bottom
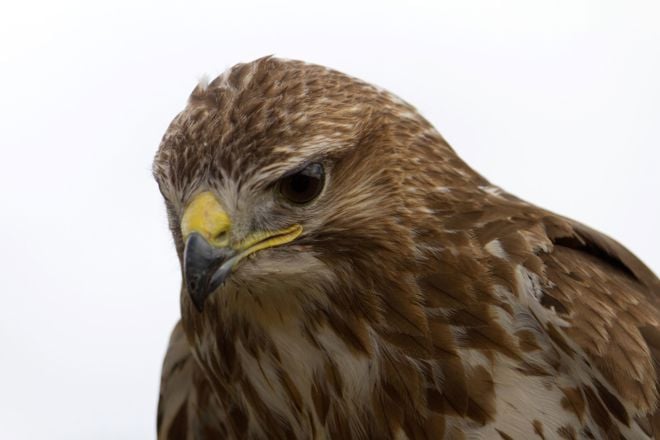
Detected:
left=183, top=233, right=236, bottom=312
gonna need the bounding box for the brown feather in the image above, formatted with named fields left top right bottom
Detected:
left=154, top=57, right=660, bottom=439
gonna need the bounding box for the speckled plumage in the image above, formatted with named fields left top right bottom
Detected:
left=154, top=57, right=660, bottom=439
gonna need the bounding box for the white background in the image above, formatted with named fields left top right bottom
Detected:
left=1, top=1, right=658, bottom=438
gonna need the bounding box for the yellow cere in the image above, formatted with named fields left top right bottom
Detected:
left=180, top=192, right=231, bottom=247
left=181, top=191, right=303, bottom=264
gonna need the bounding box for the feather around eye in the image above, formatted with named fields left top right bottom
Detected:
left=277, top=162, right=325, bottom=204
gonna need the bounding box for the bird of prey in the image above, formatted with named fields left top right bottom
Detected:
left=154, top=56, right=659, bottom=439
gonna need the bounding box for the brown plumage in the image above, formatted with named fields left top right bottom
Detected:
left=153, top=56, right=660, bottom=439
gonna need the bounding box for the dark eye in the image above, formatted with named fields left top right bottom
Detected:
left=278, top=163, right=325, bottom=204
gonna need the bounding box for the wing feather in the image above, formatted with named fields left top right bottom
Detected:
left=540, top=215, right=660, bottom=431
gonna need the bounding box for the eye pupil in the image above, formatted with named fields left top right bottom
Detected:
left=290, top=174, right=311, bottom=194
left=279, top=163, right=324, bottom=204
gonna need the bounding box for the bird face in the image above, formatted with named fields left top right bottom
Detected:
left=153, top=57, right=464, bottom=330
left=179, top=161, right=327, bottom=311
left=158, top=159, right=343, bottom=324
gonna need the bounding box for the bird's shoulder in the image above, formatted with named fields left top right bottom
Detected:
left=537, top=213, right=660, bottom=434
left=414, top=188, right=660, bottom=437
left=474, top=194, right=660, bottom=436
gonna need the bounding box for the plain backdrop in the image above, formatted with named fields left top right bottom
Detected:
left=1, top=1, right=658, bottom=438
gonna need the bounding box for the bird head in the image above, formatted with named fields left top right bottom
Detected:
left=153, top=57, right=484, bottom=341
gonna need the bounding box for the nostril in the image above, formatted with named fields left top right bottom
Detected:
left=186, top=273, right=203, bottom=293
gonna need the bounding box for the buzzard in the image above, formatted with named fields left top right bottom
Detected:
left=153, top=57, right=660, bottom=439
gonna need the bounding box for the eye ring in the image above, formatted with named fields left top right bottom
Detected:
left=277, top=163, right=325, bottom=205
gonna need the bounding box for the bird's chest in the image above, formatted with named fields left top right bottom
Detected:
left=201, top=323, right=375, bottom=439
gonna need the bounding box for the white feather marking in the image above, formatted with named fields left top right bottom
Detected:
left=477, top=360, right=574, bottom=439
left=513, top=266, right=572, bottom=335
left=485, top=239, right=508, bottom=259
left=197, top=74, right=210, bottom=91
left=515, top=264, right=544, bottom=302
left=316, top=326, right=375, bottom=403
left=479, top=185, right=504, bottom=197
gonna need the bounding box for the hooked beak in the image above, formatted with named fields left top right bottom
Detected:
left=183, top=233, right=236, bottom=312
left=181, top=191, right=302, bottom=312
